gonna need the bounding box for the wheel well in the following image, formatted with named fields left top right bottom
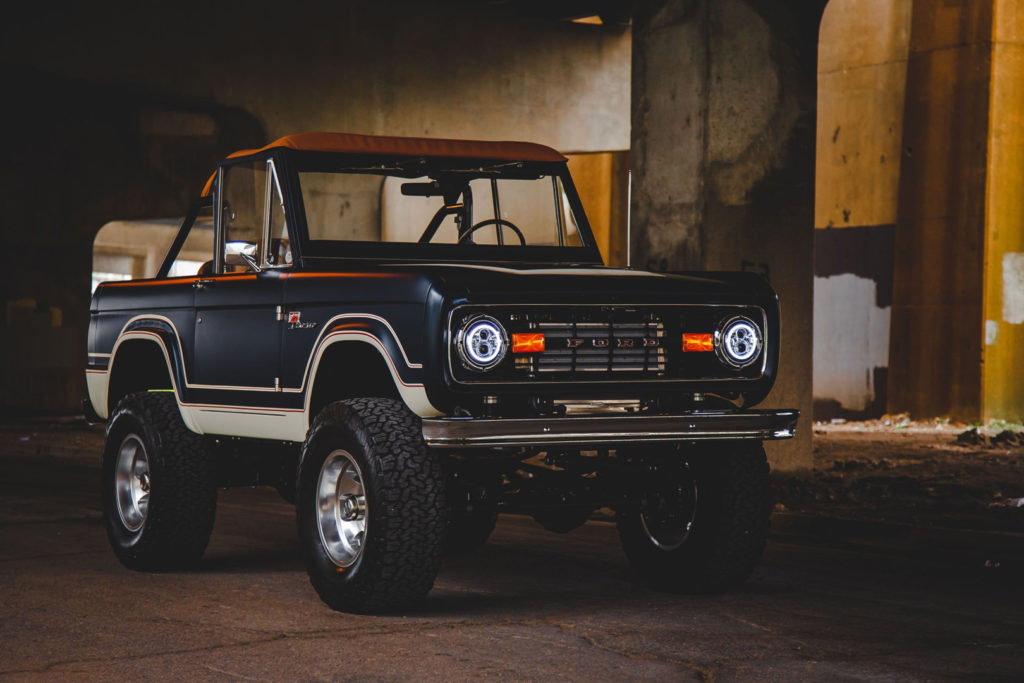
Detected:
left=107, top=340, right=173, bottom=414
left=309, top=341, right=400, bottom=418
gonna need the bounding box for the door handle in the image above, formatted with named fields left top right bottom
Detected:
left=193, top=279, right=217, bottom=291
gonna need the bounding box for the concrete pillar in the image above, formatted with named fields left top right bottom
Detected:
left=889, top=0, right=1024, bottom=421
left=981, top=0, right=1024, bottom=422
left=631, top=0, right=826, bottom=470
left=812, top=0, right=911, bottom=421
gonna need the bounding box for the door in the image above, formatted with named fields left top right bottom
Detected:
left=190, top=159, right=286, bottom=395
left=192, top=272, right=283, bottom=390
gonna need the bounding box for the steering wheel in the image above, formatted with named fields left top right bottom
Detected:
left=458, top=218, right=527, bottom=246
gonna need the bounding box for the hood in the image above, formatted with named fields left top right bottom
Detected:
left=381, top=262, right=777, bottom=307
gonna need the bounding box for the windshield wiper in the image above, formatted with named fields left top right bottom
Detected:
left=329, top=157, right=430, bottom=174
left=438, top=161, right=534, bottom=175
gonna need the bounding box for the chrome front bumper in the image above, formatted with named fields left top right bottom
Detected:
left=421, top=409, right=799, bottom=449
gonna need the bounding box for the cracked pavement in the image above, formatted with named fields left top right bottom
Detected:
left=1, top=421, right=1023, bottom=681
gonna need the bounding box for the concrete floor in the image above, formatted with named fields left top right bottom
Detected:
left=2, top=423, right=1023, bottom=681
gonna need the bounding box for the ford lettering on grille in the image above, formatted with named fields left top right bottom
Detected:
left=517, top=320, right=666, bottom=377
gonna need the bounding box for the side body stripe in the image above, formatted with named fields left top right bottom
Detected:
left=88, top=313, right=440, bottom=441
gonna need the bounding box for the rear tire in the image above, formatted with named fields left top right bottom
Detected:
left=617, top=442, right=771, bottom=592
left=101, top=391, right=217, bottom=570
left=298, top=398, right=446, bottom=613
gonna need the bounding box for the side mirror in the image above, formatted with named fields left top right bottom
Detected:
left=224, top=241, right=261, bottom=272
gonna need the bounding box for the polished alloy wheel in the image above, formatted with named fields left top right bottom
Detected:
left=317, top=449, right=368, bottom=567
left=639, top=465, right=698, bottom=551
left=114, top=434, right=150, bottom=532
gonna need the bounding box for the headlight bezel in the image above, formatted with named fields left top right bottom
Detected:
left=714, top=315, right=763, bottom=369
left=455, top=314, right=508, bottom=371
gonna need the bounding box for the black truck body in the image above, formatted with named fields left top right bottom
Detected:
left=89, top=133, right=797, bottom=612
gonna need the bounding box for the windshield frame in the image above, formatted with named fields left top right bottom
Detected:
left=242, top=149, right=603, bottom=265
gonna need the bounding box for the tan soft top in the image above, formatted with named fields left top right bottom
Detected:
left=201, top=132, right=565, bottom=196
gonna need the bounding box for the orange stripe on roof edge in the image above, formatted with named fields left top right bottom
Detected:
left=281, top=272, right=406, bottom=279
left=201, top=132, right=565, bottom=196
left=100, top=274, right=257, bottom=287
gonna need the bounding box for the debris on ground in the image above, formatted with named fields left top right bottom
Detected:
left=952, top=428, right=1024, bottom=449
left=778, top=419, right=1024, bottom=533
left=991, top=430, right=1024, bottom=448
left=817, top=415, right=1024, bottom=437
left=988, top=497, right=1024, bottom=509
left=957, top=428, right=987, bottom=446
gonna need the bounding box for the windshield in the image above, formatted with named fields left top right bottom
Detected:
left=291, top=157, right=597, bottom=260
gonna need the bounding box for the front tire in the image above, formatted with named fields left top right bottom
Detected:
left=102, top=391, right=217, bottom=570
left=298, top=398, right=446, bottom=613
left=617, top=442, right=771, bottom=592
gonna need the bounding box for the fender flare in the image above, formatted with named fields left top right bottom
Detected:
left=302, top=329, right=439, bottom=421
left=102, top=323, right=200, bottom=432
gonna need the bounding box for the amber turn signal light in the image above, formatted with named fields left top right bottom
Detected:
left=512, top=333, right=545, bottom=353
left=682, top=333, right=714, bottom=352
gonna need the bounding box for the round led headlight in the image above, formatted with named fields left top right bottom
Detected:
left=455, top=315, right=508, bottom=371
left=714, top=316, right=762, bottom=368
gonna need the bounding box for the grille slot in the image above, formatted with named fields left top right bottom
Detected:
left=519, top=320, right=665, bottom=377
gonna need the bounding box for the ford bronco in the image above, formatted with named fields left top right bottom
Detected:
left=86, top=132, right=798, bottom=613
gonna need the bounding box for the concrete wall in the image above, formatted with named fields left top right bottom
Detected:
left=1, top=4, right=630, bottom=153
left=0, top=1, right=630, bottom=412
left=632, top=0, right=826, bottom=470
left=813, top=0, right=911, bottom=419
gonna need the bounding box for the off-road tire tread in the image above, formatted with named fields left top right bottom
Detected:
left=103, top=391, right=217, bottom=570
left=299, top=398, right=445, bottom=613
left=617, top=442, right=771, bottom=593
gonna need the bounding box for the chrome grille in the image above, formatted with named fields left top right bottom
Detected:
left=515, top=320, right=665, bottom=377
